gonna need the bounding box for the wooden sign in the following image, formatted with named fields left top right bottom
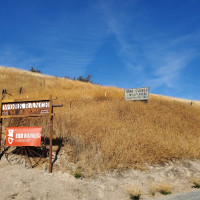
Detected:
left=1, top=99, right=50, bottom=118
left=0, top=96, right=63, bottom=173
left=6, top=127, right=42, bottom=146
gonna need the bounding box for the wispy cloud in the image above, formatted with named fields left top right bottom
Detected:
left=30, top=3, right=109, bottom=77
left=147, top=53, right=193, bottom=88
left=0, top=40, right=101, bottom=77
left=38, top=37, right=102, bottom=76
left=0, top=44, right=42, bottom=70
left=145, top=32, right=200, bottom=89
left=97, top=0, right=200, bottom=92
left=96, top=0, right=144, bottom=75
left=0, top=1, right=108, bottom=77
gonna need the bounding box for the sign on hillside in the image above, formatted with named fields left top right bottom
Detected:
left=0, top=96, right=63, bottom=173
left=125, top=87, right=150, bottom=101
left=1, top=100, right=50, bottom=117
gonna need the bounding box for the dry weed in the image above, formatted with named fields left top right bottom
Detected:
left=1, top=66, right=200, bottom=173
left=149, top=183, right=157, bottom=196
left=149, top=182, right=172, bottom=196
left=190, top=177, right=200, bottom=188
left=157, top=182, right=173, bottom=195
left=126, top=185, right=142, bottom=200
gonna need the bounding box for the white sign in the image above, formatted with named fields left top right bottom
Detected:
left=2, top=102, right=50, bottom=111
left=125, top=87, right=150, bottom=101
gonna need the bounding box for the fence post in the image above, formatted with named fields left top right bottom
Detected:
left=0, top=98, right=2, bottom=153
left=49, top=116, right=53, bottom=173
left=0, top=119, right=2, bottom=153
left=49, top=95, right=53, bottom=173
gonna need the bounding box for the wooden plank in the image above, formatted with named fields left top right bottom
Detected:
left=49, top=116, right=53, bottom=173
left=1, top=100, right=50, bottom=117
left=0, top=119, right=2, bottom=152
left=0, top=99, right=2, bottom=119
left=2, top=98, right=50, bottom=104
left=0, top=97, right=2, bottom=152
left=52, top=104, right=63, bottom=107
left=49, top=95, right=53, bottom=173
left=49, top=95, right=53, bottom=119
left=0, top=113, right=53, bottom=119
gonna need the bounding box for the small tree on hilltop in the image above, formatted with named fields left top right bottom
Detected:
left=76, top=74, right=92, bottom=83
left=30, top=66, right=42, bottom=74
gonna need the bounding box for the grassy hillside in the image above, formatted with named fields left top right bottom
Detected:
left=1, top=66, right=200, bottom=172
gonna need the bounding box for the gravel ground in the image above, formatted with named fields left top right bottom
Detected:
left=1, top=151, right=200, bottom=200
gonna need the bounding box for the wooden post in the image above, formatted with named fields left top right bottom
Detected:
left=49, top=116, right=53, bottom=173
left=0, top=119, right=2, bottom=153
left=0, top=98, right=2, bottom=152
left=49, top=103, right=62, bottom=173
left=49, top=95, right=53, bottom=173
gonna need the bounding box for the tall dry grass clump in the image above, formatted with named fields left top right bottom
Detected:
left=1, top=66, right=200, bottom=173
left=126, top=185, right=142, bottom=200
left=149, top=182, right=173, bottom=196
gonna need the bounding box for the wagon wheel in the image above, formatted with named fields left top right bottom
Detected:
left=5, top=145, right=48, bottom=168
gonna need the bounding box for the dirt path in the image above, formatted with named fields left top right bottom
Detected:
left=1, top=155, right=200, bottom=200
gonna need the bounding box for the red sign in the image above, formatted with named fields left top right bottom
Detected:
left=6, top=127, right=42, bottom=146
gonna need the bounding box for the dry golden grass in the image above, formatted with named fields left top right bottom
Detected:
left=157, top=182, right=173, bottom=195
left=190, top=177, right=200, bottom=188
left=149, top=182, right=173, bottom=196
left=152, top=94, right=200, bottom=107
left=126, top=185, right=142, bottom=200
left=1, top=66, right=200, bottom=173
left=149, top=184, right=157, bottom=196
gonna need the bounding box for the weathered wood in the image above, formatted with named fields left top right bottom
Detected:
left=0, top=119, right=2, bottom=152
left=0, top=99, right=2, bottom=152
left=52, top=104, right=63, bottom=107
left=1, top=100, right=50, bottom=117
left=0, top=99, right=2, bottom=119
left=49, top=116, right=53, bottom=173
left=2, top=98, right=50, bottom=103
left=49, top=95, right=53, bottom=119
left=1, top=114, right=53, bottom=119
left=49, top=95, right=53, bottom=173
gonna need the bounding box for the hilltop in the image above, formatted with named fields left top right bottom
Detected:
left=0, top=66, right=200, bottom=174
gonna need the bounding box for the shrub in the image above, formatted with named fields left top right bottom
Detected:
left=72, top=169, right=83, bottom=179
left=191, top=178, right=200, bottom=188
left=149, top=182, right=172, bottom=196
left=30, top=66, right=42, bottom=74
left=157, top=183, right=172, bottom=195
left=149, top=184, right=156, bottom=196
left=126, top=186, right=142, bottom=200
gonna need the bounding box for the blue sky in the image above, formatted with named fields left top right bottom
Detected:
left=0, top=0, right=200, bottom=100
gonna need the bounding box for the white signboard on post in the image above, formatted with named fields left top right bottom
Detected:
left=125, top=87, right=150, bottom=101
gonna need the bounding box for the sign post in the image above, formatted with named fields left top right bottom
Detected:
left=0, top=99, right=2, bottom=152
left=49, top=95, right=53, bottom=173
left=125, top=87, right=150, bottom=101
left=0, top=119, right=2, bottom=152
left=0, top=96, right=62, bottom=173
